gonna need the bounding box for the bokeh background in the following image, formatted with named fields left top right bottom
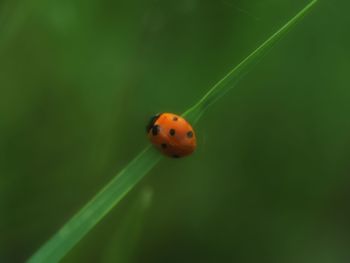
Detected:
left=1, top=0, right=350, bottom=262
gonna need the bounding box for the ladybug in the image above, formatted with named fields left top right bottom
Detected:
left=146, top=113, right=196, bottom=158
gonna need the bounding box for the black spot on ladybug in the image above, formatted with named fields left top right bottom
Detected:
left=152, top=125, right=160, bottom=136
left=172, top=154, right=180, bottom=158
left=169, top=129, right=176, bottom=136
left=187, top=131, right=193, bottom=138
left=146, top=113, right=161, bottom=133
left=161, top=143, right=167, bottom=149
left=173, top=117, right=178, bottom=121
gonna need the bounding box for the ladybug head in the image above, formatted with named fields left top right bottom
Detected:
left=146, top=113, right=161, bottom=133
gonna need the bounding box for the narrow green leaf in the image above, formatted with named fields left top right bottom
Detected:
left=183, top=0, right=319, bottom=125
left=27, top=1, right=318, bottom=262
left=28, top=147, right=161, bottom=263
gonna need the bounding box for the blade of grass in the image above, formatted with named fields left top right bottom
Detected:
left=27, top=1, right=318, bottom=262
left=28, top=146, right=161, bottom=263
left=184, top=0, right=319, bottom=124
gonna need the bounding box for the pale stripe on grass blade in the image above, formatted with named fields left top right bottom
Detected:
left=101, top=187, right=153, bottom=263
left=27, top=1, right=318, bottom=262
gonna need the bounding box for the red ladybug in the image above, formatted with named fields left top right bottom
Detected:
left=146, top=113, right=196, bottom=158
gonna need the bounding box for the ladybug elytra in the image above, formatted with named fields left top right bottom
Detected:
left=146, top=113, right=196, bottom=158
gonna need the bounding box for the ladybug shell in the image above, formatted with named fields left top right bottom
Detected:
left=147, top=113, right=196, bottom=158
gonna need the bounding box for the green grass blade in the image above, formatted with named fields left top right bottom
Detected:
left=183, top=0, right=318, bottom=124
left=27, top=1, right=318, bottom=262
left=27, top=147, right=161, bottom=263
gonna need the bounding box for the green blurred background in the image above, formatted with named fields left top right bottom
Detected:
left=1, top=0, right=350, bottom=262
